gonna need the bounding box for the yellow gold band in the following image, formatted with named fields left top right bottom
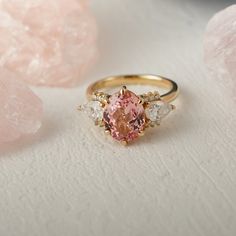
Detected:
left=86, top=74, right=179, bottom=103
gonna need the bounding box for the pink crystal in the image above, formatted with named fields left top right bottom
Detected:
left=0, top=0, right=98, bottom=87
left=204, top=5, right=236, bottom=87
left=0, top=70, right=43, bottom=144
left=104, top=89, right=145, bottom=143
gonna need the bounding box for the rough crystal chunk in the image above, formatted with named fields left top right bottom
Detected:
left=0, top=70, right=43, bottom=144
left=204, top=5, right=236, bottom=86
left=0, top=0, right=98, bottom=87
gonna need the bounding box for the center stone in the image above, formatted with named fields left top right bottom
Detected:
left=103, top=89, right=145, bottom=142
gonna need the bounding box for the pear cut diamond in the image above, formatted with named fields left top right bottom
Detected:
left=81, top=101, right=104, bottom=123
left=145, top=101, right=173, bottom=122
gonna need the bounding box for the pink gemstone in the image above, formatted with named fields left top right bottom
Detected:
left=104, top=89, right=145, bottom=143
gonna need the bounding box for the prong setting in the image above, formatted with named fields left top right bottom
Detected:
left=120, top=86, right=127, bottom=96
left=121, top=140, right=128, bottom=146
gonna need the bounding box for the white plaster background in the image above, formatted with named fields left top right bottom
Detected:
left=0, top=0, right=236, bottom=236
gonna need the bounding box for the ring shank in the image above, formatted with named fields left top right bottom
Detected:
left=87, top=74, right=179, bottom=102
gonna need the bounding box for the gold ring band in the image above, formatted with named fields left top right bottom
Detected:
left=87, top=74, right=179, bottom=103
left=79, top=74, right=179, bottom=145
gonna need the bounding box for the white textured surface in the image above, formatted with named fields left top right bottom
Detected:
left=0, top=0, right=236, bottom=236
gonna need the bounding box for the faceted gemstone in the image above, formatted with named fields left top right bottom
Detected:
left=145, top=101, right=173, bottom=123
left=81, top=101, right=104, bottom=123
left=103, top=89, right=145, bottom=142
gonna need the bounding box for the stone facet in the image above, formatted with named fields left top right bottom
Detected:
left=0, top=0, right=98, bottom=87
left=103, top=89, right=145, bottom=143
left=0, top=70, right=43, bottom=144
left=145, top=101, right=173, bottom=123
left=204, top=5, right=236, bottom=87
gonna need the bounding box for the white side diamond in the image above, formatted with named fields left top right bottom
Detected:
left=145, top=101, right=173, bottom=122
left=81, top=101, right=104, bottom=122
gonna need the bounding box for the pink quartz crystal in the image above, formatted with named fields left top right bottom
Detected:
left=0, top=70, right=43, bottom=143
left=103, top=89, right=145, bottom=143
left=204, top=5, right=236, bottom=86
left=0, top=0, right=97, bottom=87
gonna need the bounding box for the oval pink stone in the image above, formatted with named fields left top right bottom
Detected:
left=103, top=90, right=145, bottom=143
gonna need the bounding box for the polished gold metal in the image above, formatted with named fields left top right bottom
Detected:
left=87, top=74, right=179, bottom=103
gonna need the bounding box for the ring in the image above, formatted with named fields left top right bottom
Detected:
left=79, top=74, right=179, bottom=145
